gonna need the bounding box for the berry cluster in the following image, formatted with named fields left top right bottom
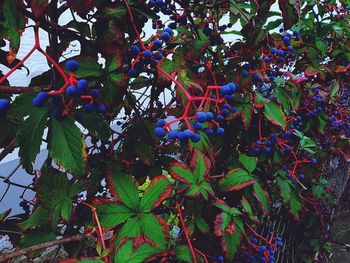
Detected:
left=128, top=27, right=172, bottom=78
left=32, top=60, right=106, bottom=118
left=153, top=83, right=239, bottom=141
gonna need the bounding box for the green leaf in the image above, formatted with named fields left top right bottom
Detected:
left=49, top=116, right=85, bottom=175
left=242, top=104, right=252, bottom=128
left=253, top=183, right=269, bottom=214
left=114, top=240, right=160, bottom=263
left=19, top=207, right=49, bottom=230
left=168, top=162, right=196, bottom=184
left=290, top=187, right=302, bottom=220
left=139, top=213, right=166, bottom=249
left=175, top=245, right=204, bottom=263
left=222, top=217, right=243, bottom=260
left=17, top=106, right=49, bottom=173
left=140, top=175, right=172, bottom=212
left=241, top=197, right=254, bottom=219
left=73, top=57, right=103, bottom=78
left=219, top=168, right=256, bottom=192
left=190, top=149, right=210, bottom=183
left=95, top=203, right=133, bottom=229
left=115, top=217, right=141, bottom=245
left=195, top=217, right=210, bottom=233
left=108, top=168, right=139, bottom=210
left=8, top=93, right=37, bottom=119
left=239, top=153, right=257, bottom=173
left=312, top=185, right=324, bottom=199
left=264, top=101, right=286, bottom=129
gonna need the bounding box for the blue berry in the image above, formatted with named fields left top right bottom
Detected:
left=264, top=57, right=271, bottom=63
left=287, top=45, right=293, bottom=51
left=128, top=69, right=139, bottom=77
left=205, top=128, right=213, bottom=135
left=84, top=104, right=94, bottom=113
left=196, top=112, right=207, bottom=123
left=311, top=158, right=317, bottom=164
left=216, top=114, right=224, bottom=121
left=193, top=122, right=203, bottom=130
left=156, top=119, right=166, bottom=127
left=231, top=107, right=237, bottom=113
left=220, top=85, right=230, bottom=94
left=77, top=79, right=89, bottom=90
left=253, top=73, right=260, bottom=80
left=164, top=27, right=172, bottom=34
left=32, top=92, right=49, bottom=107
left=183, top=129, right=194, bottom=139
left=154, top=127, right=166, bottom=138
left=0, top=99, right=10, bottom=112
left=218, top=256, right=224, bottom=262
left=217, top=127, right=224, bottom=135
left=96, top=103, right=106, bottom=113
left=130, top=45, right=140, bottom=56
left=154, top=52, right=163, bottom=60
left=90, top=89, right=100, bottom=98
left=143, top=50, right=153, bottom=58
left=270, top=47, right=277, bottom=54
left=277, top=50, right=284, bottom=56
left=265, top=147, right=271, bottom=153
left=154, top=39, right=162, bottom=48
left=161, top=31, right=171, bottom=41
left=167, top=130, right=178, bottom=140
left=66, top=86, right=78, bottom=97
left=66, top=60, right=79, bottom=71
left=227, top=83, right=236, bottom=93
left=298, top=174, right=305, bottom=180
left=242, top=70, right=249, bottom=78
left=191, top=133, right=201, bottom=143
left=206, top=112, right=214, bottom=120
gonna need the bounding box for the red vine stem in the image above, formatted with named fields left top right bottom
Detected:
left=81, top=201, right=108, bottom=263
left=176, top=202, right=197, bottom=263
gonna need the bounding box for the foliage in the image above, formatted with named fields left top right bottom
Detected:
left=0, top=0, right=349, bottom=262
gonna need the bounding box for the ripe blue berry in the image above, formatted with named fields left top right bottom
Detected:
left=183, top=129, right=194, bottom=139
left=154, top=127, right=165, bottom=138
left=253, top=73, right=260, bottom=80
left=242, top=70, right=249, bottom=78
left=167, top=130, right=178, bottom=140
left=84, top=104, right=94, bottom=113
left=0, top=99, right=10, bottom=112
left=96, top=103, right=106, bottom=113
left=130, top=45, right=140, bottom=56
left=196, top=112, right=207, bottom=123
left=143, top=50, right=153, bottom=58
left=205, top=128, right=213, bottom=135
left=220, top=85, right=230, bottom=94
left=66, top=86, right=78, bottom=97
left=90, top=89, right=100, bottom=98
left=206, top=112, right=214, bottom=120
left=156, top=119, right=166, bottom=127
left=227, top=83, right=236, bottom=93
left=218, top=256, right=224, bottom=262
left=153, top=39, right=162, bottom=48
left=270, top=47, right=277, bottom=54
left=264, top=57, right=271, bottom=63
left=77, top=79, right=88, bottom=90
left=191, top=133, right=201, bottom=143
left=154, top=51, right=163, bottom=60
left=193, top=122, right=203, bottom=130
left=161, top=31, right=171, bottom=41
left=128, top=69, right=139, bottom=77
left=265, top=147, right=271, bottom=153
left=277, top=50, right=284, bottom=56
left=66, top=60, right=79, bottom=71
left=32, top=92, right=49, bottom=107
left=164, top=27, right=172, bottom=34
left=311, top=158, right=317, bottom=164
left=298, top=174, right=304, bottom=180
left=287, top=45, right=293, bottom=51
left=217, top=127, right=224, bottom=135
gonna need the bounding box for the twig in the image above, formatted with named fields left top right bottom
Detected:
left=0, top=231, right=94, bottom=262
left=0, top=139, right=16, bottom=162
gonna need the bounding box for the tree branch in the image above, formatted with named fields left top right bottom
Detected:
left=0, top=85, right=47, bottom=94
left=0, top=231, right=95, bottom=262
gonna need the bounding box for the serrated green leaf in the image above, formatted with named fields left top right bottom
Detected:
left=239, top=153, right=257, bottom=173
left=139, top=213, right=166, bottom=249
left=264, top=101, right=286, bottom=129
left=108, top=168, right=139, bottom=209
left=49, top=116, right=85, bottom=175
left=219, top=168, right=256, bottom=192
left=17, top=106, right=49, bottom=173
left=73, top=57, right=103, bottom=78
left=140, top=175, right=172, bottom=212
left=95, top=203, right=133, bottom=228
left=78, top=112, right=111, bottom=140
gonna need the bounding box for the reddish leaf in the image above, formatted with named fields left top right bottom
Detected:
left=30, top=0, right=49, bottom=19
left=189, top=149, right=211, bottom=182
left=305, top=66, right=319, bottom=77
left=278, top=0, right=301, bottom=29
left=168, top=162, right=196, bottom=184
left=219, top=168, right=256, bottom=192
